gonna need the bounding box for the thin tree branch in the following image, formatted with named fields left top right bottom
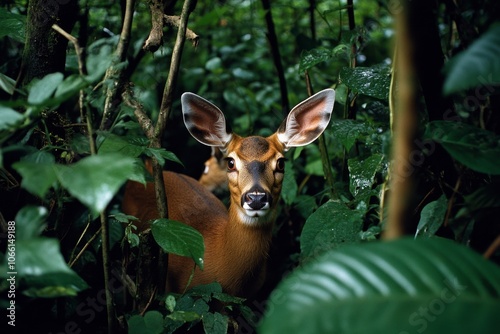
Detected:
left=164, top=15, right=199, bottom=46
left=152, top=0, right=195, bottom=219
left=122, top=86, right=155, bottom=139
left=483, top=235, right=500, bottom=259
left=143, top=0, right=165, bottom=52
left=100, top=0, right=136, bottom=130
left=261, top=0, right=289, bottom=116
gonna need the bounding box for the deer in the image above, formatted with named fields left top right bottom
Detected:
left=198, top=147, right=228, bottom=196
left=122, top=88, right=335, bottom=297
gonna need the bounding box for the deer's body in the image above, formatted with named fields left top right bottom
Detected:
left=122, top=89, right=335, bottom=297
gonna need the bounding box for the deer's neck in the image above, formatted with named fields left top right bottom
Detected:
left=222, top=206, right=274, bottom=277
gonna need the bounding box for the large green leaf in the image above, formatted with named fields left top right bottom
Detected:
left=443, top=23, right=500, bottom=95
left=260, top=238, right=500, bottom=334
left=300, top=201, right=364, bottom=261
left=56, top=153, right=136, bottom=214
left=151, top=219, right=205, bottom=270
left=15, top=238, right=88, bottom=297
left=13, top=161, right=58, bottom=198
left=28, top=72, right=64, bottom=105
left=339, top=66, right=390, bottom=100
left=425, top=121, right=500, bottom=175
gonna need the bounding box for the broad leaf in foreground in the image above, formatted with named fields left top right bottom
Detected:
left=260, top=238, right=500, bottom=334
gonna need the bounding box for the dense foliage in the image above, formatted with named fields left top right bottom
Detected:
left=1, top=0, right=499, bottom=333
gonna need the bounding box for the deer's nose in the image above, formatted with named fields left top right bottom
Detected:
left=242, top=187, right=272, bottom=211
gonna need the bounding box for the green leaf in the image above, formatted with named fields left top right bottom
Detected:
left=0, top=72, right=16, bottom=95
left=300, top=201, right=364, bottom=261
left=202, top=312, right=228, bottom=334
left=54, top=74, right=88, bottom=101
left=424, top=121, right=500, bottom=175
left=167, top=311, right=201, bottom=322
left=339, top=66, right=391, bottom=100
left=348, top=153, right=384, bottom=197
left=166, top=295, right=177, bottom=312
left=416, top=195, right=447, bottom=238
left=299, top=48, right=333, bottom=72
left=28, top=72, right=64, bottom=105
left=85, top=38, right=115, bottom=82
left=443, top=23, right=500, bottom=95
left=13, top=161, right=58, bottom=198
left=145, top=147, right=183, bottom=167
left=15, top=205, right=48, bottom=240
left=0, top=7, right=26, bottom=42
left=151, top=219, right=205, bottom=270
left=56, top=153, right=136, bottom=214
left=15, top=238, right=88, bottom=296
left=0, top=106, right=24, bottom=130
left=128, top=311, right=165, bottom=334
left=98, top=133, right=146, bottom=157
left=260, top=238, right=500, bottom=334
left=144, top=311, right=165, bottom=334
left=330, top=119, right=374, bottom=151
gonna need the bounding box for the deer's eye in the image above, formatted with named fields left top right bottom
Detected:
left=226, top=158, right=237, bottom=171
left=276, top=158, right=286, bottom=172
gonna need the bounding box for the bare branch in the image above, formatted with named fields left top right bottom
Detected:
left=100, top=0, right=136, bottom=130
left=164, top=15, right=199, bottom=47
left=143, top=0, right=165, bottom=52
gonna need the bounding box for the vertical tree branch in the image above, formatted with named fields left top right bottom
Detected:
left=261, top=0, right=289, bottom=116
left=152, top=0, right=195, bottom=220
left=308, top=0, right=316, bottom=42
left=384, top=4, right=417, bottom=240
left=100, top=0, right=136, bottom=130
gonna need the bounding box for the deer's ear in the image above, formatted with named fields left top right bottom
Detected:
left=276, top=89, right=335, bottom=149
left=182, top=93, right=233, bottom=148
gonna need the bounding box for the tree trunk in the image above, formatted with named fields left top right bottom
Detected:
left=19, top=0, right=78, bottom=86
